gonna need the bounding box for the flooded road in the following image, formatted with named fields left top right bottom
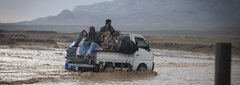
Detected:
left=0, top=47, right=240, bottom=85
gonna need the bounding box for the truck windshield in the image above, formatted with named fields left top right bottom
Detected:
left=134, top=37, right=150, bottom=51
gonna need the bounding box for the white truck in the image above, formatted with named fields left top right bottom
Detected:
left=65, top=33, right=154, bottom=72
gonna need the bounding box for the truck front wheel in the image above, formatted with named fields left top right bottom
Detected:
left=137, top=63, right=147, bottom=71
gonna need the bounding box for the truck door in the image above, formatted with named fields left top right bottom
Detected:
left=134, top=37, right=152, bottom=62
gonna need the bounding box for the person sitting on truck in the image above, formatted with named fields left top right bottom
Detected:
left=87, top=26, right=100, bottom=44
left=77, top=38, right=102, bottom=57
left=77, top=38, right=103, bottom=64
left=73, top=30, right=87, bottom=47
left=100, top=19, right=117, bottom=35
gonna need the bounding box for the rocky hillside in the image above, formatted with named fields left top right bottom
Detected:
left=16, top=0, right=240, bottom=30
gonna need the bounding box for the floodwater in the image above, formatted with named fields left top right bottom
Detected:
left=0, top=47, right=240, bottom=85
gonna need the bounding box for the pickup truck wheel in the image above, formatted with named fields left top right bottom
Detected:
left=103, top=63, right=114, bottom=72
left=98, top=62, right=104, bottom=72
left=137, top=63, right=147, bottom=71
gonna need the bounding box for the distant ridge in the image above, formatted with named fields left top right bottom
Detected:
left=6, top=0, right=240, bottom=31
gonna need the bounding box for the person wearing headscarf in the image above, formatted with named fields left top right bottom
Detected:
left=73, top=30, right=87, bottom=47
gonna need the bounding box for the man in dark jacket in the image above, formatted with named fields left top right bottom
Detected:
left=87, top=26, right=99, bottom=43
left=100, top=19, right=116, bottom=35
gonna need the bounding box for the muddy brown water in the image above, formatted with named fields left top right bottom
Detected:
left=0, top=48, right=240, bottom=85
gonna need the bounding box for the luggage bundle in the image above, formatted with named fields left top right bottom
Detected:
left=118, top=38, right=138, bottom=54
left=99, top=32, right=138, bottom=54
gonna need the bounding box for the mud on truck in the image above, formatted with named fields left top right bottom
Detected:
left=65, top=33, right=154, bottom=72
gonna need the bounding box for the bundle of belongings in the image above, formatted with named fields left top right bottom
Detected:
left=76, top=31, right=138, bottom=57
left=100, top=31, right=138, bottom=54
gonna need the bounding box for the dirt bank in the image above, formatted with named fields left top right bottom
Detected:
left=147, top=36, right=240, bottom=57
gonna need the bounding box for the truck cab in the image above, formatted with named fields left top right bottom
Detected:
left=65, top=33, right=154, bottom=71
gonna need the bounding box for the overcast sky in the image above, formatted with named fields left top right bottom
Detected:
left=0, top=0, right=113, bottom=23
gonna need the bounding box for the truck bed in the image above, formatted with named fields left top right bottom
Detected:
left=66, top=52, right=134, bottom=64
left=96, top=52, right=134, bottom=63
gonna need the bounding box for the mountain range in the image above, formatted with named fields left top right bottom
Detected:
left=11, top=0, right=240, bottom=31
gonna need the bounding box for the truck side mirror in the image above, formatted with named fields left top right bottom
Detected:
left=146, top=41, right=151, bottom=51
left=135, top=40, right=138, bottom=46
left=135, top=41, right=139, bottom=51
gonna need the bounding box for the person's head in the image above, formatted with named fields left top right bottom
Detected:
left=81, top=30, right=87, bottom=37
left=105, top=19, right=112, bottom=27
left=89, top=26, right=96, bottom=34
